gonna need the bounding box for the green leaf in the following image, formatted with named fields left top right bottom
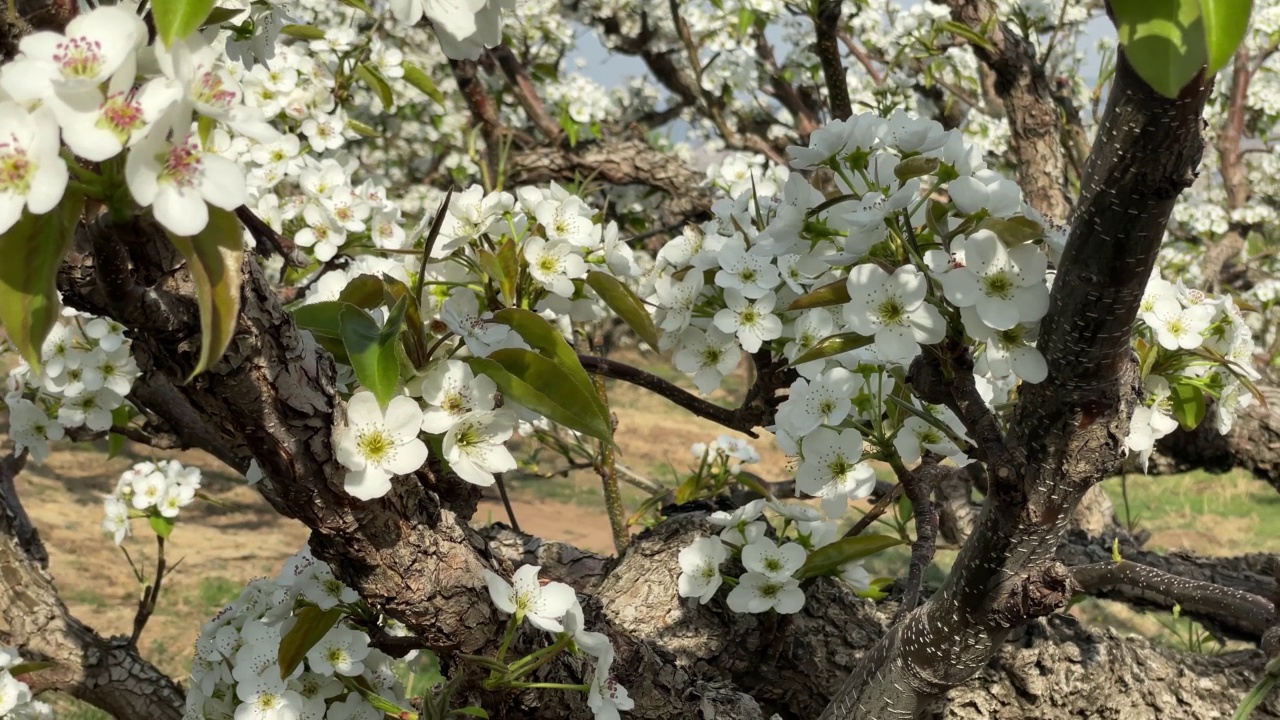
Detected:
left=355, top=63, right=395, bottom=110
left=164, top=207, right=244, bottom=381
left=491, top=308, right=612, bottom=437
left=785, top=277, right=850, bottom=311
left=151, top=0, right=217, bottom=46
left=855, top=577, right=894, bottom=601
left=1169, top=381, right=1207, bottom=430
left=382, top=275, right=432, bottom=370
left=339, top=302, right=403, bottom=408
left=975, top=216, right=1045, bottom=245
left=790, top=332, right=874, bottom=366
left=107, top=406, right=131, bottom=459
left=1199, top=0, right=1252, bottom=74
left=586, top=271, right=660, bottom=351
left=468, top=352, right=614, bottom=443
left=338, top=273, right=387, bottom=309
left=494, top=238, right=519, bottom=305
left=939, top=20, right=996, bottom=54
left=346, top=119, right=380, bottom=138
left=277, top=605, right=345, bottom=679
left=454, top=708, right=490, bottom=719
left=201, top=6, right=246, bottom=26
left=338, top=0, right=373, bottom=14
left=7, top=660, right=57, bottom=677
left=1111, top=0, right=1207, bottom=98
left=0, top=193, right=83, bottom=370
left=1232, top=654, right=1280, bottom=720
left=149, top=514, right=175, bottom=539
left=293, top=301, right=353, bottom=363
left=280, top=23, right=327, bottom=40
left=403, top=62, right=447, bottom=105
left=796, top=534, right=904, bottom=580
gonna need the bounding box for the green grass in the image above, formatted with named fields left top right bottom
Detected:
left=66, top=589, right=109, bottom=608
left=1101, top=468, right=1280, bottom=553
left=196, top=576, right=243, bottom=612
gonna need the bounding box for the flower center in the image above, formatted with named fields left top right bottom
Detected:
left=355, top=428, right=395, bottom=463
left=0, top=138, right=33, bottom=195
left=99, top=93, right=146, bottom=140
left=326, top=647, right=349, bottom=667
left=827, top=457, right=851, bottom=477
left=158, top=136, right=204, bottom=189
left=983, top=273, right=1014, bottom=299
left=740, top=308, right=760, bottom=325
left=700, top=347, right=722, bottom=365
left=877, top=299, right=905, bottom=324
left=537, top=256, right=559, bottom=275
left=758, top=581, right=781, bottom=599
left=55, top=36, right=104, bottom=79
left=442, top=390, right=468, bottom=415
left=763, top=557, right=783, bottom=573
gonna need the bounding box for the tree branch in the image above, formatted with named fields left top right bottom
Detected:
left=1070, top=559, right=1276, bottom=641
left=578, top=355, right=760, bottom=437
left=815, top=0, right=852, bottom=120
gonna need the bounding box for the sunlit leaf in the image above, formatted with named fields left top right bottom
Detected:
left=1169, top=380, right=1207, bottom=430
left=586, top=271, right=660, bottom=351
left=165, top=206, right=244, bottom=381
left=382, top=275, right=431, bottom=370
left=280, top=23, right=326, bottom=39
left=293, top=301, right=353, bottom=363
left=491, top=308, right=611, bottom=437
left=403, top=62, right=447, bottom=105
left=790, top=332, right=874, bottom=366
left=339, top=301, right=404, bottom=408
left=1112, top=0, right=1207, bottom=98
left=149, top=514, right=175, bottom=539
left=785, top=277, right=851, bottom=311
left=796, top=534, right=904, bottom=580
left=1199, top=0, right=1252, bottom=74
left=0, top=192, right=83, bottom=370
left=151, top=0, right=217, bottom=46
left=355, top=63, right=395, bottom=110
left=339, top=273, right=387, bottom=309
left=7, top=661, right=57, bottom=677
left=468, top=352, right=613, bottom=443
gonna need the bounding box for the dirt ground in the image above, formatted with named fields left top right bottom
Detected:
left=4, top=354, right=785, bottom=678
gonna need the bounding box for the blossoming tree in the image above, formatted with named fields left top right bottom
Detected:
left=0, top=0, right=1278, bottom=718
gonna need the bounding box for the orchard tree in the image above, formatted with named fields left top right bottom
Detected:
left=0, top=0, right=1278, bottom=719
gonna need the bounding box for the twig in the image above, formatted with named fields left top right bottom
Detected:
left=1070, top=559, right=1276, bottom=641
left=577, top=355, right=760, bottom=437
left=493, top=473, right=521, bottom=533
left=591, top=333, right=628, bottom=555
left=488, top=44, right=562, bottom=141
left=236, top=205, right=305, bottom=267
left=843, top=482, right=903, bottom=539
left=892, top=458, right=940, bottom=622
left=0, top=451, right=46, bottom=566
left=130, top=535, right=167, bottom=645
left=815, top=0, right=852, bottom=120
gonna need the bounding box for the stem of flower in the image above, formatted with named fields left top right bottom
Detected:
left=503, top=682, right=590, bottom=691
left=507, top=633, right=572, bottom=679
left=495, top=613, right=519, bottom=664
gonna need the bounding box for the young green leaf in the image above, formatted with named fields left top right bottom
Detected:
left=338, top=273, right=387, bottom=309
left=151, top=0, right=217, bottom=46
left=355, top=63, right=395, bottom=110
left=164, top=206, right=245, bottom=381
left=491, top=308, right=612, bottom=436
left=586, top=271, right=660, bottom=351
left=382, top=275, right=432, bottom=370
left=292, top=301, right=354, bottom=363
left=277, top=605, right=345, bottom=679
left=0, top=192, right=84, bottom=370
left=149, top=514, right=175, bottom=539
left=339, top=302, right=403, bottom=408
left=1199, top=0, right=1252, bottom=74
left=468, top=352, right=614, bottom=443
left=789, top=332, right=874, bottom=366
left=280, top=23, right=327, bottom=40
left=796, top=534, right=904, bottom=580
left=785, top=277, right=851, bottom=311
left=1111, top=0, right=1207, bottom=98
left=403, top=62, right=447, bottom=105
left=1169, top=381, right=1207, bottom=430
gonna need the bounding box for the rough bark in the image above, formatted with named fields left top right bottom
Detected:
left=0, top=453, right=186, bottom=720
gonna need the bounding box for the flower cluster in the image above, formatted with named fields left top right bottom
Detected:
left=0, top=646, right=52, bottom=719
left=677, top=498, right=877, bottom=614
left=1124, top=275, right=1260, bottom=469
left=186, top=549, right=414, bottom=720
left=483, top=565, right=633, bottom=719
left=101, top=459, right=203, bottom=545
left=4, top=309, right=139, bottom=463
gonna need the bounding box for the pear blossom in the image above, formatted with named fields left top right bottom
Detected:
left=0, top=103, right=68, bottom=234
left=419, top=360, right=498, bottom=433
left=715, top=236, right=781, bottom=298
left=1125, top=404, right=1179, bottom=472
left=7, top=398, right=64, bottom=463
left=725, top=572, right=805, bottom=614
left=713, top=289, right=783, bottom=353
left=677, top=536, right=727, bottom=604
left=524, top=237, right=587, bottom=297
left=775, top=368, right=856, bottom=437
left=434, top=186, right=515, bottom=256
left=741, top=538, right=806, bottom=581
left=442, top=410, right=517, bottom=487
left=672, top=326, right=741, bottom=395
left=844, top=264, right=945, bottom=364
left=796, top=427, right=876, bottom=516
left=125, top=129, right=248, bottom=236
left=305, top=625, right=370, bottom=677
left=939, top=231, right=1050, bottom=331
left=483, top=564, right=577, bottom=632
left=1145, top=296, right=1214, bottom=350
left=11, top=5, right=146, bottom=96
left=333, top=392, right=429, bottom=501
left=948, top=170, right=1022, bottom=217
left=653, top=271, right=705, bottom=335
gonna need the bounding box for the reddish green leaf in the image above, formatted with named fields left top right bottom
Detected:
left=165, top=206, right=244, bottom=381
left=785, top=277, right=850, bottom=312
left=790, top=332, right=874, bottom=366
